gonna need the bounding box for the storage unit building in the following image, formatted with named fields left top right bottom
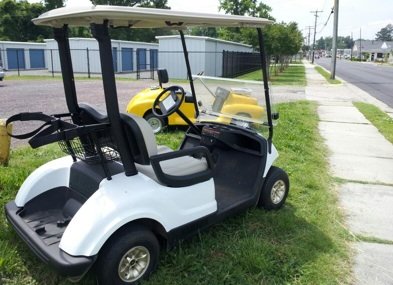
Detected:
left=0, top=41, right=46, bottom=70
left=156, top=35, right=253, bottom=79
left=45, top=38, right=158, bottom=73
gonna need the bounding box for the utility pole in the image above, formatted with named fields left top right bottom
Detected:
left=350, top=32, right=353, bottom=60
left=330, top=0, right=339, bottom=79
left=311, top=10, right=323, bottom=64
left=359, top=28, right=362, bottom=60
left=305, top=25, right=313, bottom=60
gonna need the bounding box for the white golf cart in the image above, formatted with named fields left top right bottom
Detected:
left=5, top=6, right=289, bottom=285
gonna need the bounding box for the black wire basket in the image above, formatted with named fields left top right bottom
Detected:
left=58, top=127, right=120, bottom=164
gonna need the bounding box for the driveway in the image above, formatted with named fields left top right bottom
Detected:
left=0, top=78, right=155, bottom=147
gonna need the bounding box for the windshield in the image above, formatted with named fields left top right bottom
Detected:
left=193, top=75, right=273, bottom=131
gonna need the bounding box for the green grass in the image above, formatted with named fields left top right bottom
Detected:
left=5, top=75, right=136, bottom=81
left=354, top=102, right=393, bottom=144
left=354, top=234, right=393, bottom=245
left=314, top=66, right=341, bottom=84
left=6, top=75, right=63, bottom=81
left=237, top=65, right=307, bottom=86
left=0, top=101, right=351, bottom=284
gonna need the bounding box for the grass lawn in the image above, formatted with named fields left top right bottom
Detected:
left=0, top=101, right=351, bottom=285
left=314, top=66, right=341, bottom=84
left=237, top=65, right=306, bottom=86
left=5, top=74, right=137, bottom=82
left=354, top=102, right=393, bottom=144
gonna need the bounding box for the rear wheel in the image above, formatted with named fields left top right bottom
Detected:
left=96, top=226, right=160, bottom=285
left=258, top=166, right=289, bottom=210
left=144, top=112, right=166, bottom=133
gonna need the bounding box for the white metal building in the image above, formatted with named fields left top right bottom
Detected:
left=0, top=41, right=46, bottom=70
left=1, top=36, right=254, bottom=77
left=157, top=35, right=253, bottom=79
left=45, top=38, right=159, bottom=73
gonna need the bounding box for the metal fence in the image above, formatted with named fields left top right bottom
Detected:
left=222, top=51, right=261, bottom=78
left=1, top=48, right=262, bottom=80
left=0, top=47, right=159, bottom=79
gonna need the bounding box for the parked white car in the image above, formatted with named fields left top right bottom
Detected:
left=0, top=66, right=5, bottom=81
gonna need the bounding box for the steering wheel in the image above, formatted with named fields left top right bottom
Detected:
left=152, top=85, right=185, bottom=118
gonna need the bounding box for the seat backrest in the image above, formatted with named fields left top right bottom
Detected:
left=77, top=103, right=157, bottom=165
left=78, top=103, right=109, bottom=124
left=157, top=69, right=169, bottom=88
left=120, top=113, right=158, bottom=165
left=212, top=87, right=230, bottom=112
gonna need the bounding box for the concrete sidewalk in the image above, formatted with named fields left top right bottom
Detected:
left=304, top=61, right=393, bottom=285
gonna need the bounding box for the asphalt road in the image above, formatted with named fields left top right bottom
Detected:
left=316, top=57, right=393, bottom=108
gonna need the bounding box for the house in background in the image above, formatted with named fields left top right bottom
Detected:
left=352, top=40, right=393, bottom=62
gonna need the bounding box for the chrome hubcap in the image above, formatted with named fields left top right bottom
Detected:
left=147, top=117, right=162, bottom=133
left=271, top=180, right=286, bottom=204
left=118, top=246, right=150, bottom=282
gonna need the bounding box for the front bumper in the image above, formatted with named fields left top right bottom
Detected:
left=5, top=201, right=96, bottom=278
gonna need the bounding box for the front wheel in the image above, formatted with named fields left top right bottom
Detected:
left=144, top=112, right=166, bottom=133
left=96, top=226, right=160, bottom=285
left=258, top=166, right=289, bottom=210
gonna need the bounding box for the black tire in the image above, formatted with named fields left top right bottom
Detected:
left=144, top=112, right=166, bottom=133
left=258, top=166, right=289, bottom=210
left=96, top=226, right=160, bottom=285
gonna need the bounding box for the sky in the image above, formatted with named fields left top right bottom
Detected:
left=61, top=0, right=393, bottom=40
left=165, top=0, right=393, bottom=40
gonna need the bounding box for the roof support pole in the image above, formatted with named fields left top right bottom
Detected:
left=90, top=22, right=137, bottom=176
left=257, top=28, right=273, bottom=152
left=178, top=30, right=199, bottom=118
left=53, top=26, right=80, bottom=118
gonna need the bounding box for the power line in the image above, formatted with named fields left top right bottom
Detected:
left=311, top=10, right=323, bottom=64
left=317, top=7, right=334, bottom=34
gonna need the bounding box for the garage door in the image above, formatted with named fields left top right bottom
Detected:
left=121, top=48, right=133, bottom=72
left=150, top=49, right=158, bottom=69
left=137, top=48, right=147, bottom=70
left=29, top=49, right=45, bottom=69
left=7, top=48, right=25, bottom=70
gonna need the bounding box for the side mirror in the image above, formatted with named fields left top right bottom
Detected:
left=272, top=112, right=279, bottom=120
left=198, top=100, right=203, bottom=107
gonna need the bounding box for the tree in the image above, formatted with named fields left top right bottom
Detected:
left=43, top=0, right=64, bottom=10
left=316, top=37, right=327, bottom=50
left=264, top=22, right=302, bottom=73
left=0, top=0, right=51, bottom=42
left=189, top=27, right=218, bottom=38
left=218, top=0, right=274, bottom=47
left=91, top=0, right=168, bottom=8
left=375, top=24, right=393, bottom=41
left=316, top=36, right=353, bottom=51
left=89, top=0, right=171, bottom=42
left=219, top=0, right=273, bottom=18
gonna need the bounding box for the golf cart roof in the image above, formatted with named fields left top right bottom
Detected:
left=32, top=5, right=272, bottom=28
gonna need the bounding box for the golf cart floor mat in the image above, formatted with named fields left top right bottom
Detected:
left=212, top=148, right=265, bottom=212
left=16, top=187, right=86, bottom=245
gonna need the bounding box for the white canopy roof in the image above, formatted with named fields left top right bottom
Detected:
left=32, top=5, right=272, bottom=28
